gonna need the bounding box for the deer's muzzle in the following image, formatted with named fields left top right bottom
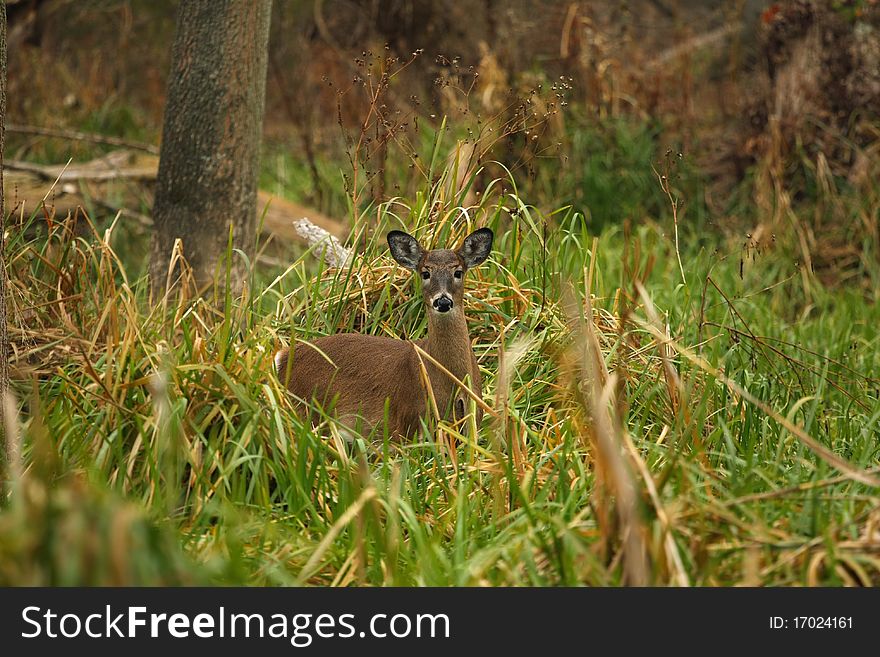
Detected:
left=433, top=295, right=454, bottom=313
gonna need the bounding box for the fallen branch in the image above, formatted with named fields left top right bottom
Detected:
left=5, top=158, right=157, bottom=182
left=2, top=151, right=350, bottom=249
left=292, top=218, right=351, bottom=268
left=6, top=122, right=159, bottom=154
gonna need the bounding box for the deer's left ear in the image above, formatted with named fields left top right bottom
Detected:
left=457, top=227, right=493, bottom=269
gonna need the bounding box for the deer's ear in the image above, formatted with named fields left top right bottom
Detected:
left=387, top=231, right=424, bottom=270
left=458, top=227, right=494, bottom=268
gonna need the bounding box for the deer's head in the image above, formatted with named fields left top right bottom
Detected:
left=388, top=228, right=493, bottom=318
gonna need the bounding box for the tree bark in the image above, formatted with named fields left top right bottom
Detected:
left=150, top=0, right=272, bottom=294
left=1, top=1, right=10, bottom=438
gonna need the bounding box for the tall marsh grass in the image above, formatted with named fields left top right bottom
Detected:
left=2, top=164, right=879, bottom=586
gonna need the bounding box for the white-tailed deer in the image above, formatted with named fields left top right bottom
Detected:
left=274, top=228, right=493, bottom=440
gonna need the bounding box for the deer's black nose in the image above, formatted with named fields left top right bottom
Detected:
left=433, top=295, right=453, bottom=313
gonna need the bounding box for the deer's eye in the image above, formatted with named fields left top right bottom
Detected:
left=454, top=270, right=463, bottom=279
left=421, top=270, right=430, bottom=280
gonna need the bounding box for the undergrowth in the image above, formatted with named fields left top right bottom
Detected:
left=2, top=164, right=879, bottom=586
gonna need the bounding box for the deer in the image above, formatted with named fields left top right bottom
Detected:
left=274, top=227, right=494, bottom=441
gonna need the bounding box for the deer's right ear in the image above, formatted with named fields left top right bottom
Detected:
left=387, top=231, right=424, bottom=270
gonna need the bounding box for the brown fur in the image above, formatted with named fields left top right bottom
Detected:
left=275, top=229, right=491, bottom=440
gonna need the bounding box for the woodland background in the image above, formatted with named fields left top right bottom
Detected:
left=1, top=0, right=879, bottom=586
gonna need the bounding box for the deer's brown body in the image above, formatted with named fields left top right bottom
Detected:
left=275, top=228, right=493, bottom=440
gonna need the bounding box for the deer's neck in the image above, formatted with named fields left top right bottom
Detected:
left=420, top=310, right=472, bottom=382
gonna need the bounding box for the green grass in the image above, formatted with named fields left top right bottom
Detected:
left=3, top=154, right=879, bottom=586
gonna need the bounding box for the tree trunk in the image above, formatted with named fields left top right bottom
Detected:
left=150, top=0, right=272, bottom=295
left=1, top=1, right=9, bottom=440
